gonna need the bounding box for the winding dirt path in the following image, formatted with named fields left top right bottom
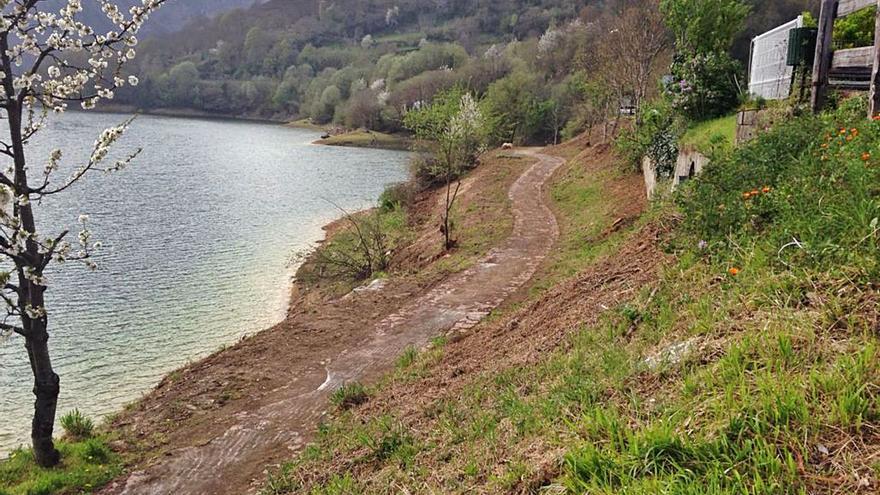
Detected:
left=113, top=149, right=565, bottom=495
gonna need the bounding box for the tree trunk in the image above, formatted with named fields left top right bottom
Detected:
left=1, top=50, right=62, bottom=466
left=27, top=326, right=61, bottom=467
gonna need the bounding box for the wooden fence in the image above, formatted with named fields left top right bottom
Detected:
left=812, top=0, right=880, bottom=116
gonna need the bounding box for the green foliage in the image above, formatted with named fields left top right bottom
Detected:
left=617, top=99, right=685, bottom=174
left=661, top=0, right=751, bottom=54
left=834, top=6, right=877, bottom=49
left=59, top=409, right=95, bottom=441
left=481, top=70, right=556, bottom=145
left=329, top=382, right=369, bottom=410
left=378, top=182, right=416, bottom=212
left=803, top=8, right=877, bottom=50
left=677, top=97, right=880, bottom=279
left=0, top=437, right=121, bottom=495
left=667, top=52, right=743, bottom=121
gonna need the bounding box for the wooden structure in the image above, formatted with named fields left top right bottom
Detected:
left=811, top=0, right=880, bottom=116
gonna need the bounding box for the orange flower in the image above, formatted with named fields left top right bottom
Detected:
left=862, top=152, right=871, bottom=161
left=851, top=128, right=859, bottom=134
left=821, top=143, right=828, bottom=149
left=873, top=115, right=880, bottom=121
left=762, top=186, right=771, bottom=193
left=728, top=267, right=740, bottom=276
left=846, top=134, right=854, bottom=142
left=751, top=189, right=760, bottom=196
left=840, top=128, right=847, bottom=135
left=742, top=191, right=752, bottom=200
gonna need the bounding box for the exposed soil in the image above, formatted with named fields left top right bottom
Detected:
left=100, top=149, right=565, bottom=495
left=284, top=138, right=664, bottom=492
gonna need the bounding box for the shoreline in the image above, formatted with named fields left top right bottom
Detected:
left=82, top=103, right=290, bottom=124
left=85, top=105, right=416, bottom=152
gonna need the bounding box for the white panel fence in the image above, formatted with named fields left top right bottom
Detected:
left=749, top=16, right=803, bottom=100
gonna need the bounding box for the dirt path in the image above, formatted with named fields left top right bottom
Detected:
left=112, top=149, right=566, bottom=495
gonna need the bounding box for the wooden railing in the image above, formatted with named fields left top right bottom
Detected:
left=811, top=0, right=880, bottom=116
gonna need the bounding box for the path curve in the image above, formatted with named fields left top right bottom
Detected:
left=114, top=149, right=566, bottom=495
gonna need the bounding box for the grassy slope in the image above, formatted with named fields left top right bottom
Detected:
left=314, top=130, right=414, bottom=151
left=262, top=107, right=880, bottom=494
left=0, top=438, right=121, bottom=495
left=680, top=114, right=737, bottom=153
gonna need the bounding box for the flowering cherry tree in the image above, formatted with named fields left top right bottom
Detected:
left=0, top=0, right=164, bottom=467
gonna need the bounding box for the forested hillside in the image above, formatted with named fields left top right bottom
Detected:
left=117, top=0, right=819, bottom=142
left=45, top=0, right=265, bottom=36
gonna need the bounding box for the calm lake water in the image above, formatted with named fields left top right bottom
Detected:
left=0, top=112, right=409, bottom=454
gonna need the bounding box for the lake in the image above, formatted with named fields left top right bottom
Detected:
left=0, top=112, right=410, bottom=454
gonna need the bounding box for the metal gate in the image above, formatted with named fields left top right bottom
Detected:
left=749, top=16, right=804, bottom=100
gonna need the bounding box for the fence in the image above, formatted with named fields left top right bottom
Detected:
left=749, top=16, right=804, bottom=99
left=812, top=0, right=880, bottom=116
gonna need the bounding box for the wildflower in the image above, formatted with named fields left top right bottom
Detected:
left=863, top=152, right=871, bottom=161
left=728, top=267, right=740, bottom=276
left=821, top=143, right=828, bottom=149
left=840, top=128, right=847, bottom=135
left=846, top=134, right=854, bottom=142
left=751, top=189, right=760, bottom=196
left=697, top=240, right=708, bottom=250
left=742, top=191, right=752, bottom=200
left=762, top=186, right=771, bottom=193
left=873, top=115, right=880, bottom=121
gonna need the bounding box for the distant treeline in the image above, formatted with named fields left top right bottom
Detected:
left=116, top=0, right=818, bottom=144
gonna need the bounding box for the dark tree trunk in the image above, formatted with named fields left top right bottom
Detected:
left=1, top=42, right=62, bottom=466
left=27, top=327, right=61, bottom=467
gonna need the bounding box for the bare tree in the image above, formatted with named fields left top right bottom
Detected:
left=594, top=0, right=672, bottom=124
left=0, top=0, right=165, bottom=467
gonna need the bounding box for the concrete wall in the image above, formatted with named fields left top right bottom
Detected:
left=642, top=148, right=710, bottom=199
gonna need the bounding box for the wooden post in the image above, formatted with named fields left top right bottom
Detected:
left=869, top=0, right=880, bottom=117
left=812, top=0, right=839, bottom=113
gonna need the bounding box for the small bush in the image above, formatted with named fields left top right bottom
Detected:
left=297, top=210, right=392, bottom=281
left=408, top=152, right=471, bottom=189
left=666, top=51, right=743, bottom=121
left=60, top=409, right=94, bottom=440
left=616, top=99, right=685, bottom=173
left=330, top=382, right=368, bottom=410
left=378, top=182, right=416, bottom=212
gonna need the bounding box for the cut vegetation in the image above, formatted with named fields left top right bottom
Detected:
left=261, top=100, right=880, bottom=494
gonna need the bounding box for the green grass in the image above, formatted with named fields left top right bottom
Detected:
left=329, top=382, right=369, bottom=411
left=315, top=131, right=413, bottom=151
left=530, top=158, right=635, bottom=293
left=0, top=437, right=121, bottom=495
left=680, top=114, right=737, bottom=154
left=286, top=118, right=325, bottom=131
